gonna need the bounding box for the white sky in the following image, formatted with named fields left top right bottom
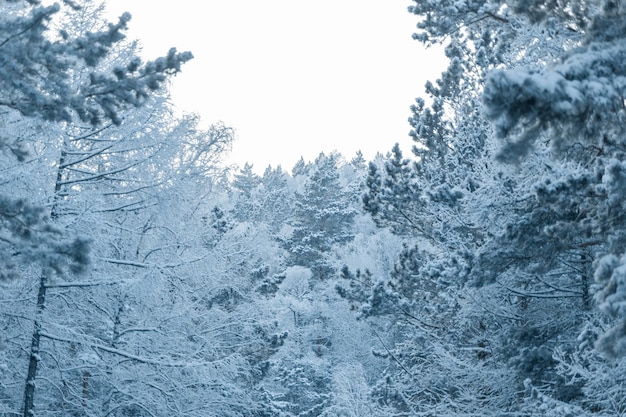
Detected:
left=104, top=0, right=446, bottom=172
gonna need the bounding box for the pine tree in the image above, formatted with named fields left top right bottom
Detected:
left=258, top=165, right=294, bottom=233
left=230, top=162, right=262, bottom=222
left=286, top=153, right=357, bottom=279
left=478, top=1, right=626, bottom=359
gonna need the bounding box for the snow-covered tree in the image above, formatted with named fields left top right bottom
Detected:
left=286, top=152, right=358, bottom=279
left=0, top=2, right=227, bottom=416
left=258, top=165, right=294, bottom=233
left=0, top=0, right=191, bottom=282
left=480, top=0, right=626, bottom=360
left=355, top=0, right=622, bottom=414
left=230, top=163, right=261, bottom=221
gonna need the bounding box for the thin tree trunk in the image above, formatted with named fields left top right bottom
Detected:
left=50, top=146, right=67, bottom=220
left=23, top=147, right=67, bottom=415
left=22, top=271, right=48, bottom=417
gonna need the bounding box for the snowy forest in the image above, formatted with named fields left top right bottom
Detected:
left=2, top=0, right=626, bottom=416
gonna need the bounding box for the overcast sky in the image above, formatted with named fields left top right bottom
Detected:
left=104, top=0, right=446, bottom=172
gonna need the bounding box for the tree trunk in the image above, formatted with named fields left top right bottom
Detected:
left=50, top=145, right=67, bottom=220
left=23, top=142, right=66, bottom=416
left=22, top=271, right=48, bottom=417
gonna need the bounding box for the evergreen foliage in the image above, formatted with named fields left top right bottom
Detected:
left=286, top=153, right=357, bottom=279
left=3, top=0, right=626, bottom=416
left=353, top=0, right=626, bottom=414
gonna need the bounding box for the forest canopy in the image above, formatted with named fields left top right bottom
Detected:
left=1, top=1, right=626, bottom=416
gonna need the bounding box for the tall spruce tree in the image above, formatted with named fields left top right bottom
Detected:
left=286, top=153, right=357, bottom=279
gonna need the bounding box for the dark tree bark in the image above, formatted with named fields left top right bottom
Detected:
left=22, top=271, right=48, bottom=417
